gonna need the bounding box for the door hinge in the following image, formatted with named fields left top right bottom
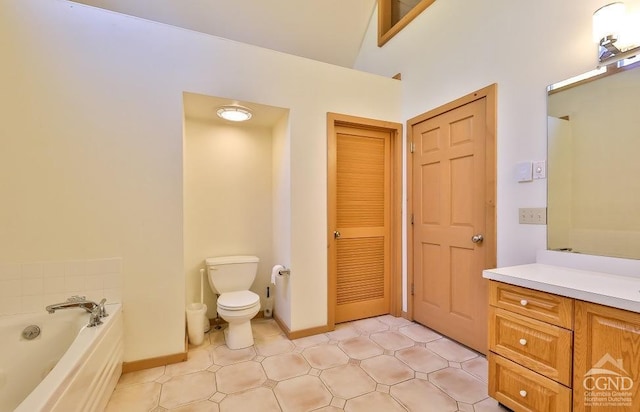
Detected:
left=410, top=141, right=415, bottom=153
left=410, top=214, right=414, bottom=225
left=411, top=283, right=415, bottom=296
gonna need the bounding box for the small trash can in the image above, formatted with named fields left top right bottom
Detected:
left=186, top=303, right=207, bottom=345
left=203, top=307, right=211, bottom=333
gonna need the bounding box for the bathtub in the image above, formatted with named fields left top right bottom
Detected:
left=1, top=303, right=123, bottom=412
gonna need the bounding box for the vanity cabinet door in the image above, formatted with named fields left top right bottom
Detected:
left=573, top=301, right=640, bottom=411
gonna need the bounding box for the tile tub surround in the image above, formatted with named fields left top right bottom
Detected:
left=106, top=316, right=507, bottom=412
left=0, top=258, right=123, bottom=315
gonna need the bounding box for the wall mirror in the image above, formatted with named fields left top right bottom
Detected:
left=547, top=59, right=640, bottom=259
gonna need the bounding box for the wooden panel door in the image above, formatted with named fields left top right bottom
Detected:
left=574, top=301, right=640, bottom=411
left=332, top=125, right=391, bottom=323
left=410, top=87, right=495, bottom=354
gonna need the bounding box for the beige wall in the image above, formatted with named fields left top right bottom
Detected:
left=183, top=118, right=276, bottom=317
left=271, top=115, right=293, bottom=327
left=0, top=1, right=400, bottom=360
left=354, top=0, right=640, bottom=271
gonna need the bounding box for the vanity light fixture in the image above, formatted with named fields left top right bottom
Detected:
left=593, top=2, right=640, bottom=66
left=216, top=105, right=252, bottom=122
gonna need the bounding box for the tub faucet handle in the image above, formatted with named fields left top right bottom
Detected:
left=98, top=298, right=108, bottom=318
left=88, top=306, right=104, bottom=327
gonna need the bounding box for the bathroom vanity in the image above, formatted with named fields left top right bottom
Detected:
left=490, top=42, right=640, bottom=412
left=483, top=263, right=640, bottom=411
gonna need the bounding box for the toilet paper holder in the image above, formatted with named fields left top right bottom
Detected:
left=271, top=265, right=290, bottom=284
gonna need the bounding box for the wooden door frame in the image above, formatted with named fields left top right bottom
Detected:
left=406, top=84, right=497, bottom=320
left=327, top=112, right=403, bottom=330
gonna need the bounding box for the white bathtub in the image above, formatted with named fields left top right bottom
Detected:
left=0, top=303, right=123, bottom=412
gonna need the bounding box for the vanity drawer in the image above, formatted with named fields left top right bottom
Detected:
left=490, top=281, right=573, bottom=329
left=489, top=352, right=572, bottom=412
left=489, top=307, right=573, bottom=386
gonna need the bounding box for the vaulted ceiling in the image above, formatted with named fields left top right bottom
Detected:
left=72, top=0, right=377, bottom=68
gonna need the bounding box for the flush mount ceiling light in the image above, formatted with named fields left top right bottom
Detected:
left=216, top=105, right=252, bottom=122
left=593, top=2, right=640, bottom=66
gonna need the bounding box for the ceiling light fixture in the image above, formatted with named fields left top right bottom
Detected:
left=216, top=105, right=252, bottom=122
left=593, top=2, right=640, bottom=66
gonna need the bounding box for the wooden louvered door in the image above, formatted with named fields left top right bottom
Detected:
left=332, top=124, right=391, bottom=323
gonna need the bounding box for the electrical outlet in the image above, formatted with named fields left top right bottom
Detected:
left=519, top=207, right=547, bottom=224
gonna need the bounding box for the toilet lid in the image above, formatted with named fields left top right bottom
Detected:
left=218, top=290, right=259, bottom=310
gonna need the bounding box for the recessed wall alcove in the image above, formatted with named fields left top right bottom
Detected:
left=182, top=92, right=291, bottom=325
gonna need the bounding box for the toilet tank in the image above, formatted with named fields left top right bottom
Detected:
left=205, top=255, right=259, bottom=294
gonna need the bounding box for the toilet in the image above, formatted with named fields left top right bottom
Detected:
left=205, top=255, right=261, bottom=349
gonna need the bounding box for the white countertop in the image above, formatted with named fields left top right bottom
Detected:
left=483, top=263, right=640, bottom=313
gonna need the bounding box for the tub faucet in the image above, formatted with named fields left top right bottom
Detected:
left=46, top=296, right=107, bottom=327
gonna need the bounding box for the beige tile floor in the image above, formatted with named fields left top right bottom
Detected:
left=106, top=315, right=508, bottom=412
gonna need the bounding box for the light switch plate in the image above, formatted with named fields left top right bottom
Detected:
left=516, top=161, right=533, bottom=182
left=519, top=207, right=547, bottom=224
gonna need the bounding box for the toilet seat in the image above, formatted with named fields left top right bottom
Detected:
left=218, top=290, right=259, bottom=311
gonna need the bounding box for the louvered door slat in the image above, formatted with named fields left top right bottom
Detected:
left=334, top=127, right=390, bottom=323
left=337, top=237, right=385, bottom=305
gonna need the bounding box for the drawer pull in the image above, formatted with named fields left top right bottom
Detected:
left=519, top=390, right=527, bottom=398
left=519, top=338, right=527, bottom=346
left=520, top=299, right=528, bottom=306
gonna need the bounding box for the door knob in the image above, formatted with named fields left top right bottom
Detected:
left=471, top=234, right=484, bottom=243
left=333, top=231, right=341, bottom=239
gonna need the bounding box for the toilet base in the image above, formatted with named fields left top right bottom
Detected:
left=224, top=320, right=254, bottom=349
